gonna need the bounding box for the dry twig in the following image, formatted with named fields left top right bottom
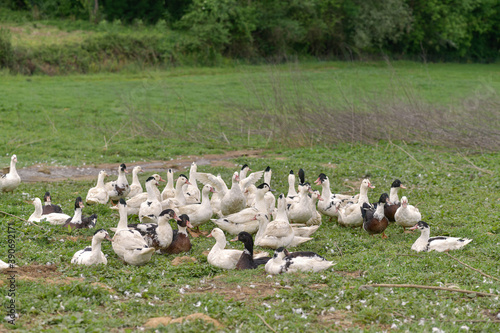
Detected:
left=390, top=140, right=426, bottom=170
left=362, top=283, right=497, bottom=297
left=0, top=210, right=44, bottom=228
left=256, top=313, right=277, bottom=333
left=446, top=253, right=500, bottom=282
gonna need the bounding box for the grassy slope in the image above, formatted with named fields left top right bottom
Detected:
left=1, top=61, right=499, bottom=166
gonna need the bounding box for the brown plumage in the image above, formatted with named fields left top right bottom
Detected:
left=362, top=193, right=390, bottom=239
left=163, top=214, right=193, bottom=254
left=63, top=197, right=97, bottom=230
left=42, top=192, right=63, bottom=215
left=384, top=179, right=406, bottom=222
left=233, top=231, right=270, bottom=270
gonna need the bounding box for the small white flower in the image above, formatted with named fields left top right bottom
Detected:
left=193, top=301, right=201, bottom=307
left=179, top=288, right=185, bottom=294
left=262, top=303, right=271, bottom=309
left=391, top=324, right=398, bottom=329
left=134, top=293, right=142, bottom=298
left=432, top=328, right=445, bottom=333
left=460, top=326, right=469, bottom=331
left=274, top=314, right=284, bottom=320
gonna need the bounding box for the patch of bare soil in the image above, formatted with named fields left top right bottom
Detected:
left=317, top=310, right=391, bottom=331
left=144, top=313, right=223, bottom=329
left=18, top=149, right=265, bottom=183
left=186, top=279, right=285, bottom=301
left=335, top=270, right=365, bottom=278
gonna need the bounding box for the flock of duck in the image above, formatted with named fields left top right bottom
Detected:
left=0, top=154, right=472, bottom=274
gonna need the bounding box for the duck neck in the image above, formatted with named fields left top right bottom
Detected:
left=389, top=187, right=399, bottom=204
left=97, top=173, right=106, bottom=188
left=374, top=203, right=385, bottom=220
left=287, top=175, right=297, bottom=197
left=276, top=199, right=288, bottom=221
left=214, top=234, right=227, bottom=250
left=358, top=185, right=370, bottom=205
left=244, top=240, right=254, bottom=257
left=117, top=169, right=127, bottom=184
left=309, top=196, right=319, bottom=212
left=9, top=158, right=18, bottom=176
left=166, top=171, right=174, bottom=190
left=146, top=181, right=157, bottom=201
left=174, top=179, right=186, bottom=205
left=321, top=179, right=332, bottom=199
left=132, top=169, right=141, bottom=187
left=71, top=207, right=83, bottom=223
left=116, top=206, right=129, bottom=231
left=264, top=171, right=272, bottom=186
left=230, top=179, right=242, bottom=195
left=189, top=165, right=197, bottom=188
left=255, top=216, right=269, bottom=242
left=157, top=219, right=172, bottom=240
left=90, top=237, right=103, bottom=261
left=254, top=190, right=267, bottom=212
left=34, top=200, right=43, bottom=218
left=200, top=187, right=211, bottom=206
left=177, top=225, right=188, bottom=236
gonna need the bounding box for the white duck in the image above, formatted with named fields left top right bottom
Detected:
left=28, top=198, right=71, bottom=225
left=286, top=184, right=313, bottom=223
left=139, top=176, right=164, bottom=223
left=394, top=196, right=422, bottom=232
left=286, top=170, right=298, bottom=200
left=410, top=221, right=472, bottom=252
left=265, top=247, right=334, bottom=275
left=183, top=162, right=200, bottom=204
left=178, top=184, right=215, bottom=229
left=263, top=166, right=276, bottom=214
left=336, top=179, right=374, bottom=228
left=161, top=174, right=191, bottom=209
left=86, top=170, right=109, bottom=205
left=196, top=172, right=229, bottom=216
left=239, top=164, right=265, bottom=194
left=71, top=229, right=112, bottom=265
left=127, top=166, right=144, bottom=199
left=112, top=199, right=155, bottom=265
left=220, top=172, right=246, bottom=216
left=291, top=190, right=322, bottom=237
left=211, top=183, right=271, bottom=235
left=105, top=163, right=130, bottom=202
left=0, top=154, right=21, bottom=193
left=314, top=173, right=359, bottom=218
left=161, top=169, right=175, bottom=201
left=112, top=174, right=163, bottom=216
left=255, top=194, right=311, bottom=249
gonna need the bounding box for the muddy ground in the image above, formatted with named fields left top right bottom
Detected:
left=15, top=150, right=265, bottom=183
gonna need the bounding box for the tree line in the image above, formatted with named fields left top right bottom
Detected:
left=4, top=0, right=500, bottom=62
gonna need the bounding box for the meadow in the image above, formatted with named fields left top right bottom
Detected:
left=0, top=61, right=499, bottom=332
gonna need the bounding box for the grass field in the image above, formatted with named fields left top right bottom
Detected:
left=0, top=61, right=499, bottom=331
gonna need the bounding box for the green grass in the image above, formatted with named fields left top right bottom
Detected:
left=0, top=60, right=499, bottom=331
left=1, top=61, right=499, bottom=167
left=0, top=143, right=500, bottom=331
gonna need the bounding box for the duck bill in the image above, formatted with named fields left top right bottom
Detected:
left=409, top=224, right=418, bottom=231
left=400, top=185, right=407, bottom=189
left=158, top=177, right=166, bottom=182
left=186, top=221, right=193, bottom=229
left=314, top=178, right=321, bottom=185
left=230, top=236, right=238, bottom=242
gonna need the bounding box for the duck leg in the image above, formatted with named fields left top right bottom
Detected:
left=381, top=232, right=388, bottom=239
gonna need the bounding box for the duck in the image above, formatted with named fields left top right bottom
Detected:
left=410, top=221, right=472, bottom=252
left=335, top=179, right=375, bottom=228
left=207, top=228, right=247, bottom=270
left=265, top=247, right=334, bottom=275
left=28, top=198, right=71, bottom=225
left=163, top=214, right=193, bottom=254
left=384, top=179, right=406, bottom=222
left=105, top=163, right=130, bottom=202
left=112, top=199, right=155, bottom=265
left=85, top=170, right=109, bottom=205
left=263, top=166, right=276, bottom=214
left=290, top=191, right=322, bottom=237
left=239, top=164, right=265, bottom=194
left=161, top=169, right=175, bottom=201
left=286, top=170, right=298, bottom=200
left=139, top=176, right=165, bottom=223
left=112, top=174, right=163, bottom=216
left=178, top=184, right=215, bottom=229
left=255, top=195, right=300, bottom=249
left=0, top=154, right=21, bottom=193
left=127, top=166, right=144, bottom=199
left=211, top=183, right=271, bottom=235
left=183, top=162, right=201, bottom=204
left=195, top=171, right=231, bottom=216
left=63, top=197, right=97, bottom=229
left=314, top=173, right=359, bottom=218
left=362, top=193, right=390, bottom=238
left=220, top=172, right=246, bottom=216
left=161, top=174, right=191, bottom=209
left=305, top=190, right=323, bottom=226
left=395, top=196, right=422, bottom=232
left=128, top=209, right=180, bottom=252
left=71, top=229, right=112, bottom=265
left=231, top=232, right=271, bottom=270
left=42, top=192, right=63, bottom=214
left=286, top=184, right=313, bottom=223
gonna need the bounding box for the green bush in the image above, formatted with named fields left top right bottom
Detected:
left=0, top=28, right=13, bottom=69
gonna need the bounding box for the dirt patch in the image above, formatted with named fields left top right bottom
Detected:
left=335, top=270, right=365, bottom=278
left=18, top=149, right=265, bottom=183
left=186, top=279, right=283, bottom=301
left=145, top=313, right=223, bottom=329
left=12, top=264, right=59, bottom=279
left=171, top=256, right=197, bottom=266
left=317, top=310, right=390, bottom=331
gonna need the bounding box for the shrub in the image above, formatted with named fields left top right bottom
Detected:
left=0, top=28, right=13, bottom=69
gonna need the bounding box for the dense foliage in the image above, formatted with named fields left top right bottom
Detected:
left=1, top=0, right=499, bottom=70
